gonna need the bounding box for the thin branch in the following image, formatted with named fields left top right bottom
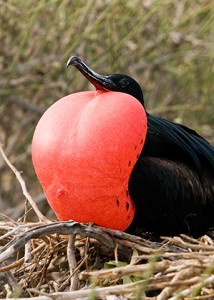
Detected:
left=162, top=236, right=214, bottom=251
left=80, top=260, right=169, bottom=280
left=24, top=240, right=33, bottom=263
left=0, top=143, right=49, bottom=223
left=157, top=268, right=195, bottom=300
left=0, top=221, right=131, bottom=265
left=169, top=275, right=214, bottom=300
left=0, top=242, right=46, bottom=272
left=67, top=234, right=78, bottom=291
left=26, top=276, right=204, bottom=300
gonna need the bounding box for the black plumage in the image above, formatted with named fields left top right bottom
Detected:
left=129, top=114, right=214, bottom=236
left=67, top=56, right=214, bottom=237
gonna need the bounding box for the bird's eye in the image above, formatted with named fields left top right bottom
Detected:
left=120, top=78, right=130, bottom=88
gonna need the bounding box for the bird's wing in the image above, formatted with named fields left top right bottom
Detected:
left=128, top=155, right=214, bottom=236
left=145, top=114, right=214, bottom=170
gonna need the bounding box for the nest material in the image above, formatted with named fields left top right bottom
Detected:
left=0, top=220, right=214, bottom=300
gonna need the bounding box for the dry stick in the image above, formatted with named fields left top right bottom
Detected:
left=157, top=267, right=198, bottom=300
left=67, top=234, right=79, bottom=291
left=37, top=250, right=55, bottom=290
left=187, top=294, right=214, bottom=300
left=80, top=260, right=169, bottom=280
left=180, top=234, right=204, bottom=244
left=0, top=221, right=130, bottom=264
left=104, top=228, right=164, bottom=249
left=135, top=251, right=214, bottom=262
left=0, top=225, right=23, bottom=240
left=162, top=236, right=214, bottom=251
left=24, top=240, right=33, bottom=263
left=0, top=221, right=174, bottom=265
left=4, top=274, right=211, bottom=300
left=0, top=144, right=49, bottom=223
left=5, top=298, right=50, bottom=300
left=114, top=242, right=119, bottom=264
left=59, top=254, right=88, bottom=292
left=169, top=275, right=214, bottom=300
left=27, top=276, right=202, bottom=300
left=117, top=239, right=160, bottom=254
left=0, top=242, right=47, bottom=272
left=0, top=221, right=49, bottom=237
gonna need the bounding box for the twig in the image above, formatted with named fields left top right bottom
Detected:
left=0, top=221, right=130, bottom=264
left=116, top=239, right=160, bottom=254
left=0, top=225, right=22, bottom=240
left=162, top=236, right=214, bottom=251
left=80, top=260, right=169, bottom=280
left=169, top=275, right=214, bottom=300
left=104, top=228, right=163, bottom=249
left=0, top=143, right=49, bottom=223
left=26, top=276, right=204, bottom=299
left=0, top=242, right=46, bottom=272
left=157, top=268, right=197, bottom=300
left=67, top=234, right=78, bottom=291
left=24, top=240, right=33, bottom=263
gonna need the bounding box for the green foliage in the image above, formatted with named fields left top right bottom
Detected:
left=0, top=0, right=213, bottom=215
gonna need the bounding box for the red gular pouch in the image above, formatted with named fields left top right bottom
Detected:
left=32, top=90, right=147, bottom=231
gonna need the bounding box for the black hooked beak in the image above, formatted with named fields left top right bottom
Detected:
left=66, top=56, right=116, bottom=91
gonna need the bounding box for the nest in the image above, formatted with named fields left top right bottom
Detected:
left=0, top=221, right=214, bottom=300
left=0, top=147, right=214, bottom=300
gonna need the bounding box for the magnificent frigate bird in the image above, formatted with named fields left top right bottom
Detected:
left=32, top=56, right=214, bottom=237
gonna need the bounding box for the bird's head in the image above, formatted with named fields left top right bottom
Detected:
left=67, top=56, right=144, bottom=106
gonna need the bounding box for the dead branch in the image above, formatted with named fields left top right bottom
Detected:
left=0, top=144, right=49, bottom=223
left=67, top=234, right=78, bottom=291
left=80, top=260, right=169, bottom=280
left=0, top=221, right=131, bottom=265
left=162, top=236, right=214, bottom=251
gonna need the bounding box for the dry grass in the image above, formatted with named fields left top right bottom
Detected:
left=0, top=0, right=214, bottom=299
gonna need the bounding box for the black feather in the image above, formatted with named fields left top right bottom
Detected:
left=127, top=113, right=214, bottom=237
left=146, top=114, right=214, bottom=170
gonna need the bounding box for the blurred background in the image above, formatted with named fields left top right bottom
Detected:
left=1, top=0, right=214, bottom=221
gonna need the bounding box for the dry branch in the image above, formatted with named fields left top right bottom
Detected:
left=0, top=144, right=49, bottom=223
left=80, top=260, right=169, bottom=280
left=0, top=221, right=131, bottom=265
left=67, top=234, right=78, bottom=291
left=9, top=274, right=213, bottom=299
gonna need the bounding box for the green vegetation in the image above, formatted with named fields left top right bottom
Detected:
left=1, top=0, right=214, bottom=215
